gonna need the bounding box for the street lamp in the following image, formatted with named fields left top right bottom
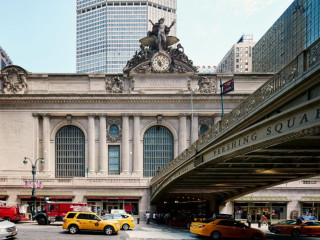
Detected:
left=23, top=157, right=45, bottom=219
left=190, top=85, right=199, bottom=145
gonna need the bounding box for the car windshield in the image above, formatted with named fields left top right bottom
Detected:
left=278, top=220, right=296, bottom=224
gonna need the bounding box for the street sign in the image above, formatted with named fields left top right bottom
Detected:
left=221, top=78, right=234, bottom=95
left=220, top=78, right=235, bottom=117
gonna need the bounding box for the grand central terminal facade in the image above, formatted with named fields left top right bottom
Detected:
left=0, top=59, right=270, bottom=217
left=0, top=33, right=319, bottom=220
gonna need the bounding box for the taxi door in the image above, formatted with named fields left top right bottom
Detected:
left=87, top=213, right=103, bottom=231
left=301, top=222, right=319, bottom=236
left=75, top=213, right=90, bottom=230
left=313, top=222, right=320, bottom=235
left=233, top=221, right=250, bottom=239
left=113, top=214, right=124, bottom=227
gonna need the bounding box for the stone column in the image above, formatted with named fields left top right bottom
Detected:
left=42, top=114, right=50, bottom=173
left=133, top=114, right=141, bottom=175
left=32, top=113, right=39, bottom=162
left=178, top=114, right=187, bottom=154
left=214, top=113, right=222, bottom=125
left=191, top=114, right=199, bottom=144
left=88, top=114, right=95, bottom=174
left=121, top=114, right=130, bottom=174
left=99, top=114, right=107, bottom=173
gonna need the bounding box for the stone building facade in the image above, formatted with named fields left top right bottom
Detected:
left=0, top=63, right=269, bottom=217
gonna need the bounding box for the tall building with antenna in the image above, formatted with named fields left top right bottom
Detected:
left=76, top=0, right=177, bottom=73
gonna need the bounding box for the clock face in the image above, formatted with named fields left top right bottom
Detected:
left=151, top=54, right=171, bottom=72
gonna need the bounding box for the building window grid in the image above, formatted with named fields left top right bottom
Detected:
left=77, top=0, right=176, bottom=73
left=252, top=0, right=316, bottom=72
left=55, top=125, right=85, bottom=178
left=143, top=126, right=174, bottom=178
left=108, top=145, right=120, bottom=175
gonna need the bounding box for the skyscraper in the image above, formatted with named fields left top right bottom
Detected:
left=76, top=0, right=177, bottom=74
left=0, top=46, right=13, bottom=70
left=253, top=0, right=320, bottom=73
left=215, top=35, right=255, bottom=73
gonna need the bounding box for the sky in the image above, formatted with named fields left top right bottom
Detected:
left=0, top=0, right=294, bottom=73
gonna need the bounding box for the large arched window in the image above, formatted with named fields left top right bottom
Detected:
left=143, top=125, right=174, bottom=177
left=55, top=125, right=85, bottom=178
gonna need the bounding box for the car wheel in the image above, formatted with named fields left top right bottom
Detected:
left=291, top=229, right=300, bottom=237
left=122, top=223, right=130, bottom=230
left=252, top=233, right=263, bottom=240
left=3, top=217, right=10, bottom=222
left=211, top=231, right=221, bottom=240
left=68, top=224, right=79, bottom=234
left=37, top=217, right=47, bottom=225
left=104, top=225, right=114, bottom=235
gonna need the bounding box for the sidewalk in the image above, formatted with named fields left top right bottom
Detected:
left=250, top=223, right=269, bottom=233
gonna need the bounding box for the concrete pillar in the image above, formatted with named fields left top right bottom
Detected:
left=99, top=114, right=107, bottom=173
left=133, top=114, right=141, bottom=175
left=121, top=114, right=130, bottom=174
left=219, top=201, right=234, bottom=215
left=191, top=114, right=199, bottom=144
left=88, top=114, right=95, bottom=174
left=178, top=114, right=187, bottom=154
left=42, top=114, right=50, bottom=173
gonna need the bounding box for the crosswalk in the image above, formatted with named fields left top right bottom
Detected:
left=125, top=224, right=197, bottom=240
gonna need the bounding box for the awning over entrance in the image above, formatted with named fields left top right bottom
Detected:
left=235, top=196, right=288, bottom=202
left=84, top=191, right=142, bottom=200
left=0, top=191, right=7, bottom=200
left=19, top=196, right=72, bottom=200
left=300, top=197, right=320, bottom=202
left=86, top=197, right=140, bottom=200
left=0, top=196, right=7, bottom=200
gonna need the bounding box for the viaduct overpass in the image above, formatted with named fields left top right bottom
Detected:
left=150, top=39, right=320, bottom=207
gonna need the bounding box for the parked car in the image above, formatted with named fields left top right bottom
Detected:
left=190, top=218, right=266, bottom=240
left=102, top=213, right=135, bottom=230
left=62, top=211, right=120, bottom=235
left=269, top=219, right=296, bottom=232
left=0, top=217, right=17, bottom=239
left=270, top=220, right=320, bottom=237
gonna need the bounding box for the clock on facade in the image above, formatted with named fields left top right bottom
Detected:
left=151, top=53, right=171, bottom=72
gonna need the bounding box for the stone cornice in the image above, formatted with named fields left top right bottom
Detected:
left=0, top=94, right=248, bottom=104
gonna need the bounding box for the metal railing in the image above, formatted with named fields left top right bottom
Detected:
left=151, top=37, right=320, bottom=191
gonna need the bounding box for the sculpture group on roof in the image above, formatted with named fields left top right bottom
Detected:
left=123, top=18, right=197, bottom=74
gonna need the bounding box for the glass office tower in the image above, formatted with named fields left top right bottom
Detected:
left=253, top=0, right=320, bottom=73
left=76, top=0, right=177, bottom=73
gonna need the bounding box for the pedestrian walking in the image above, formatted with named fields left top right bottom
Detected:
left=247, top=214, right=252, bottom=228
left=262, top=214, right=268, bottom=226
left=257, top=213, right=261, bottom=228
left=153, top=212, right=156, bottom=223
left=145, top=211, right=150, bottom=224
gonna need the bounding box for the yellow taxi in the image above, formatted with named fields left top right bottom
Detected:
left=62, top=211, right=120, bottom=235
left=190, top=218, right=266, bottom=240
left=270, top=220, right=320, bottom=237
left=102, top=213, right=135, bottom=230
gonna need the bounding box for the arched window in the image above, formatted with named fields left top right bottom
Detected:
left=143, top=125, right=173, bottom=177
left=55, top=125, right=85, bottom=178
